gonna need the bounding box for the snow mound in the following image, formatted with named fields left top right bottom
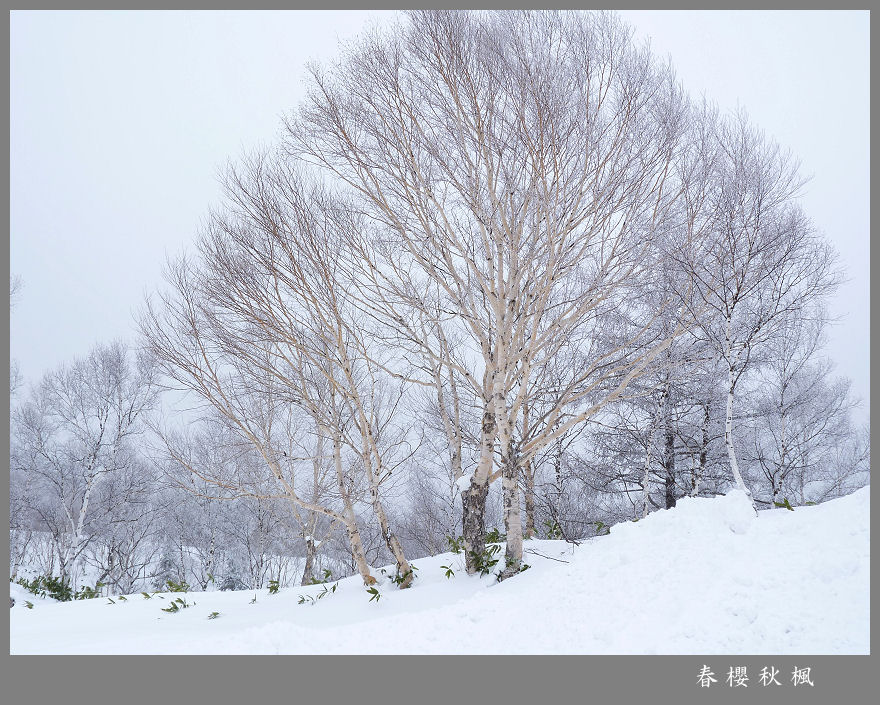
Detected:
left=11, top=487, right=869, bottom=654
left=612, top=488, right=757, bottom=539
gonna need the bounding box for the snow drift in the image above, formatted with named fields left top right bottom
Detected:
left=10, top=487, right=869, bottom=654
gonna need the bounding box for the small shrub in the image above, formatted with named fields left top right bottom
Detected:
left=774, top=497, right=795, bottom=511
left=366, top=586, right=381, bottom=603
left=161, top=597, right=192, bottom=614
left=75, top=583, right=103, bottom=600
left=16, top=575, right=72, bottom=602
left=309, top=568, right=333, bottom=585
left=445, top=535, right=464, bottom=554
left=486, top=527, right=506, bottom=544
left=298, top=581, right=339, bottom=606
left=543, top=519, right=563, bottom=540
left=268, top=579, right=280, bottom=595
left=469, top=543, right=501, bottom=577
left=390, top=564, right=418, bottom=587
left=165, top=579, right=190, bottom=593
left=207, top=611, right=221, bottom=620
left=317, top=582, right=339, bottom=600
left=15, top=575, right=104, bottom=602
left=441, top=564, right=455, bottom=579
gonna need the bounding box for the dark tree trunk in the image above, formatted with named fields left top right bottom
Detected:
left=665, top=460, right=677, bottom=509
left=697, top=402, right=710, bottom=491
left=461, top=480, right=490, bottom=574
left=664, top=408, right=676, bottom=509
left=300, top=538, right=316, bottom=586
left=462, top=406, right=494, bottom=574
left=523, top=459, right=536, bottom=539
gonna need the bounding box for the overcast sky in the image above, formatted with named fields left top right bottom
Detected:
left=10, top=10, right=870, bottom=421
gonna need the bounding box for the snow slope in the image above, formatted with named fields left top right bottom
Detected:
left=10, top=487, right=869, bottom=654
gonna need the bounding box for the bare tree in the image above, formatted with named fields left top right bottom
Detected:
left=743, top=311, right=865, bottom=506
left=288, top=10, right=705, bottom=576
left=401, top=341, right=480, bottom=550
left=158, top=406, right=342, bottom=588
left=140, top=156, right=418, bottom=587
left=683, top=111, right=841, bottom=508
left=83, top=455, right=163, bottom=594
left=11, top=341, right=158, bottom=587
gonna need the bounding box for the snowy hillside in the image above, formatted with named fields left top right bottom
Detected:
left=10, top=487, right=869, bottom=654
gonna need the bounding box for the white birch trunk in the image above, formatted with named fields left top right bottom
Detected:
left=725, top=364, right=758, bottom=515
left=332, top=433, right=374, bottom=585
left=725, top=365, right=748, bottom=495
left=499, top=437, right=524, bottom=579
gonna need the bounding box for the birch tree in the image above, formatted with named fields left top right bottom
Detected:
left=743, top=312, right=864, bottom=506
left=684, top=111, right=841, bottom=507
left=142, top=281, right=379, bottom=585
left=11, top=341, right=158, bottom=587
left=82, top=455, right=163, bottom=594
left=288, top=9, right=698, bottom=575
left=141, top=156, right=416, bottom=587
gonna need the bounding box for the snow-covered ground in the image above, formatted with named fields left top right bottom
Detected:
left=10, top=487, right=869, bottom=654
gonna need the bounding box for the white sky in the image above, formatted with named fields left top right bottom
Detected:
left=10, top=10, right=870, bottom=421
